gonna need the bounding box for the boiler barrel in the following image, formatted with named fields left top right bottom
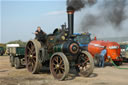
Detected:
left=53, top=41, right=79, bottom=55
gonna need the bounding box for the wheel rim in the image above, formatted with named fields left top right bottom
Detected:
left=25, top=41, right=36, bottom=72
left=50, top=55, right=65, bottom=80
left=77, top=53, right=92, bottom=75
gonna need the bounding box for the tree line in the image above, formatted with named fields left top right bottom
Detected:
left=7, top=40, right=27, bottom=47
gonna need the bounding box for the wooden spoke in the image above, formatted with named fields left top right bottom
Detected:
left=55, top=56, right=59, bottom=63
left=76, top=51, right=94, bottom=77
left=50, top=53, right=69, bottom=80
left=25, top=41, right=37, bottom=73
left=27, top=46, right=32, bottom=54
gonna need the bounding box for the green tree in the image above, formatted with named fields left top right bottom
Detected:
left=7, top=40, right=27, bottom=47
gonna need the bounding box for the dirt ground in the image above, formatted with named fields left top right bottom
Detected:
left=0, top=56, right=128, bottom=85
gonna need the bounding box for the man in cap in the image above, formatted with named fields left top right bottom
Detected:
left=35, top=26, right=46, bottom=42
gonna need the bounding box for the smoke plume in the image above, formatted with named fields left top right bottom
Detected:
left=77, top=0, right=128, bottom=38
left=66, top=0, right=97, bottom=11
left=101, top=0, right=127, bottom=27
left=66, top=0, right=128, bottom=38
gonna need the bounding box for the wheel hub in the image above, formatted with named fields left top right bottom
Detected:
left=30, top=55, right=33, bottom=58
left=56, top=64, right=60, bottom=69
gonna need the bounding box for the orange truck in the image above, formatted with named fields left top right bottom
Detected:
left=88, top=40, right=123, bottom=66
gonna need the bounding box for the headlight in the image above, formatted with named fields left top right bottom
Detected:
left=109, top=46, right=119, bottom=49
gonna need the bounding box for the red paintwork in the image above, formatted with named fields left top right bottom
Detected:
left=88, top=40, right=122, bottom=62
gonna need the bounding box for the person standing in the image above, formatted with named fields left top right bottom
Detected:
left=99, top=46, right=107, bottom=67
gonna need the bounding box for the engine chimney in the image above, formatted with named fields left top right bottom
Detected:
left=67, top=7, right=74, bottom=37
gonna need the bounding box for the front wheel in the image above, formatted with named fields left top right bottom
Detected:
left=50, top=52, right=69, bottom=81
left=94, top=54, right=100, bottom=67
left=76, top=51, right=94, bottom=77
left=114, top=61, right=122, bottom=66
left=0, top=53, right=3, bottom=56
left=14, top=57, right=21, bottom=69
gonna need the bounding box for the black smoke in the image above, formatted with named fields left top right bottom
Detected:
left=66, top=0, right=97, bottom=11
left=78, top=0, right=128, bottom=38
left=80, top=0, right=128, bottom=31
left=102, top=0, right=127, bottom=27
left=66, top=0, right=128, bottom=38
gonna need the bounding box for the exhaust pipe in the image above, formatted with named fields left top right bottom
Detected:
left=67, top=7, right=74, bottom=37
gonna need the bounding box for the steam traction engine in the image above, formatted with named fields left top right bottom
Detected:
left=25, top=8, right=94, bottom=80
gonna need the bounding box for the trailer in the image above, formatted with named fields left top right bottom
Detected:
left=9, top=47, right=25, bottom=69
left=6, top=44, right=20, bottom=55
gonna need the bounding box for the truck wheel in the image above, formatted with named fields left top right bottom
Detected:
left=25, top=40, right=42, bottom=74
left=114, top=61, right=122, bottom=66
left=0, top=53, right=3, bottom=56
left=14, top=57, right=21, bottom=69
left=76, top=51, right=94, bottom=77
left=94, top=54, right=100, bottom=67
left=50, top=52, right=69, bottom=81
left=10, top=56, right=14, bottom=67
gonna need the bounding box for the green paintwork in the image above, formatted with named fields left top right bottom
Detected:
left=0, top=47, right=4, bottom=51
left=120, top=44, right=128, bottom=50
left=0, top=47, right=4, bottom=54
left=16, top=47, right=25, bottom=55
left=126, top=45, right=128, bottom=51
left=53, top=44, right=63, bottom=52
left=49, top=53, right=53, bottom=58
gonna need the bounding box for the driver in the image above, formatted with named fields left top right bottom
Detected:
left=35, top=26, right=46, bottom=42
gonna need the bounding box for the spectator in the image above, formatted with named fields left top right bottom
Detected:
left=99, top=46, right=107, bottom=67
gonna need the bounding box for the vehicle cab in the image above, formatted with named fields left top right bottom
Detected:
left=74, top=32, right=91, bottom=50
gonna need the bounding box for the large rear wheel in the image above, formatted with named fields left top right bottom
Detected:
left=25, top=40, right=42, bottom=74
left=76, top=51, right=94, bottom=77
left=50, top=52, right=69, bottom=81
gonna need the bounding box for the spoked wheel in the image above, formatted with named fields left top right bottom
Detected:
left=76, top=51, right=94, bottom=77
left=25, top=40, right=42, bottom=74
left=50, top=52, right=69, bottom=81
